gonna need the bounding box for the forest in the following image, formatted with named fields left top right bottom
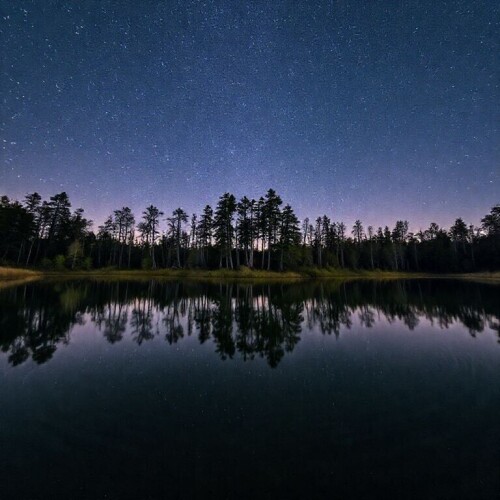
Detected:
left=0, top=189, right=499, bottom=273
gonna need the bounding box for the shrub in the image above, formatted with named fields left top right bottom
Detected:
left=141, top=256, right=153, bottom=270
left=54, top=255, right=66, bottom=271
left=40, top=257, right=53, bottom=270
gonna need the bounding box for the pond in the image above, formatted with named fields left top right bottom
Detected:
left=0, top=279, right=499, bottom=499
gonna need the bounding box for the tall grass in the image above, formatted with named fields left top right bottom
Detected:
left=0, top=267, right=41, bottom=279
left=1, top=265, right=498, bottom=283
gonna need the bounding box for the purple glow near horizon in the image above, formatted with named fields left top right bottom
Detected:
left=1, top=1, right=498, bottom=232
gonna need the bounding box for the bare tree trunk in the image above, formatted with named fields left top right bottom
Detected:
left=201, top=246, right=206, bottom=267
left=72, top=243, right=78, bottom=269
left=233, top=231, right=239, bottom=268
left=167, top=245, right=172, bottom=267
left=261, top=237, right=265, bottom=269
left=26, top=239, right=35, bottom=265
left=34, top=238, right=41, bottom=263
left=17, top=241, right=24, bottom=264
left=160, top=241, right=165, bottom=267
left=119, top=240, right=124, bottom=268
left=151, top=245, right=156, bottom=269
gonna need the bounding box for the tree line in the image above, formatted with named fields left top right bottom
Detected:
left=0, top=190, right=499, bottom=272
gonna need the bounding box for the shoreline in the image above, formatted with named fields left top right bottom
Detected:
left=1, top=266, right=499, bottom=283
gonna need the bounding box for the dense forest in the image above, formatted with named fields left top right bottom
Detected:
left=0, top=189, right=499, bottom=272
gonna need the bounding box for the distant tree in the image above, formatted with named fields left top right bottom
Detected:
left=24, top=192, right=42, bottom=265
left=337, top=222, right=346, bottom=267
left=46, top=192, right=72, bottom=245
left=24, top=192, right=42, bottom=214
left=67, top=240, right=82, bottom=269
left=426, top=222, right=440, bottom=240
left=189, top=213, right=197, bottom=250
left=0, top=196, right=34, bottom=263
left=168, top=208, right=188, bottom=268
left=392, top=220, right=409, bottom=243
left=138, top=205, right=163, bottom=269
left=98, top=208, right=133, bottom=267
left=255, top=197, right=266, bottom=266
left=197, top=205, right=213, bottom=267
left=481, top=204, right=500, bottom=236
left=248, top=199, right=257, bottom=268
left=279, top=204, right=301, bottom=270
left=123, top=208, right=135, bottom=267
left=214, top=193, right=237, bottom=268
left=302, top=217, right=310, bottom=246
left=112, top=207, right=135, bottom=268
left=67, top=208, right=92, bottom=266
left=314, top=217, right=323, bottom=266
left=468, top=224, right=477, bottom=269
left=262, top=189, right=282, bottom=270
left=392, top=221, right=409, bottom=270
left=352, top=220, right=364, bottom=244
left=97, top=215, right=116, bottom=266
left=236, top=196, right=253, bottom=267
left=367, top=225, right=375, bottom=269
left=450, top=217, right=469, bottom=256
left=450, top=218, right=468, bottom=242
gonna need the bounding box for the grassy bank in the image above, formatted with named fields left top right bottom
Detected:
left=0, top=266, right=499, bottom=283
left=0, top=267, right=42, bottom=280
left=0, top=267, right=43, bottom=289
left=5, top=266, right=426, bottom=281
left=443, top=272, right=500, bottom=284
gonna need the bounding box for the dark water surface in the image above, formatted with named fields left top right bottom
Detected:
left=0, top=279, right=499, bottom=500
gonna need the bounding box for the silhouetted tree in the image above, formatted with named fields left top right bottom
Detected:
left=197, top=205, right=213, bottom=267
left=481, top=205, right=500, bottom=236
left=113, top=207, right=135, bottom=268
left=214, top=193, right=237, bottom=268
left=138, top=205, right=163, bottom=269
left=237, top=196, right=254, bottom=267
left=262, top=189, right=282, bottom=270
left=1, top=191, right=498, bottom=273
left=279, top=204, right=301, bottom=270
left=168, top=208, right=188, bottom=267
left=352, top=220, right=364, bottom=244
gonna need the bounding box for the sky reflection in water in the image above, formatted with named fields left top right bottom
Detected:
left=0, top=279, right=499, bottom=500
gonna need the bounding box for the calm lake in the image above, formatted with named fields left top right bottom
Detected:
left=0, top=279, right=499, bottom=499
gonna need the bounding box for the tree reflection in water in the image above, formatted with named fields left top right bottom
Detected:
left=1, top=279, right=498, bottom=367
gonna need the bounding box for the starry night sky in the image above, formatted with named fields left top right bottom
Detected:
left=1, top=0, right=498, bottom=230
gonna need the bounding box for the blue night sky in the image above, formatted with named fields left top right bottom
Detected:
left=1, top=0, right=498, bottom=231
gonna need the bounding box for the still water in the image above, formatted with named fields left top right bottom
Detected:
left=0, top=279, right=499, bottom=499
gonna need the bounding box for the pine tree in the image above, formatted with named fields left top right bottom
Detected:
left=214, top=193, right=237, bottom=268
